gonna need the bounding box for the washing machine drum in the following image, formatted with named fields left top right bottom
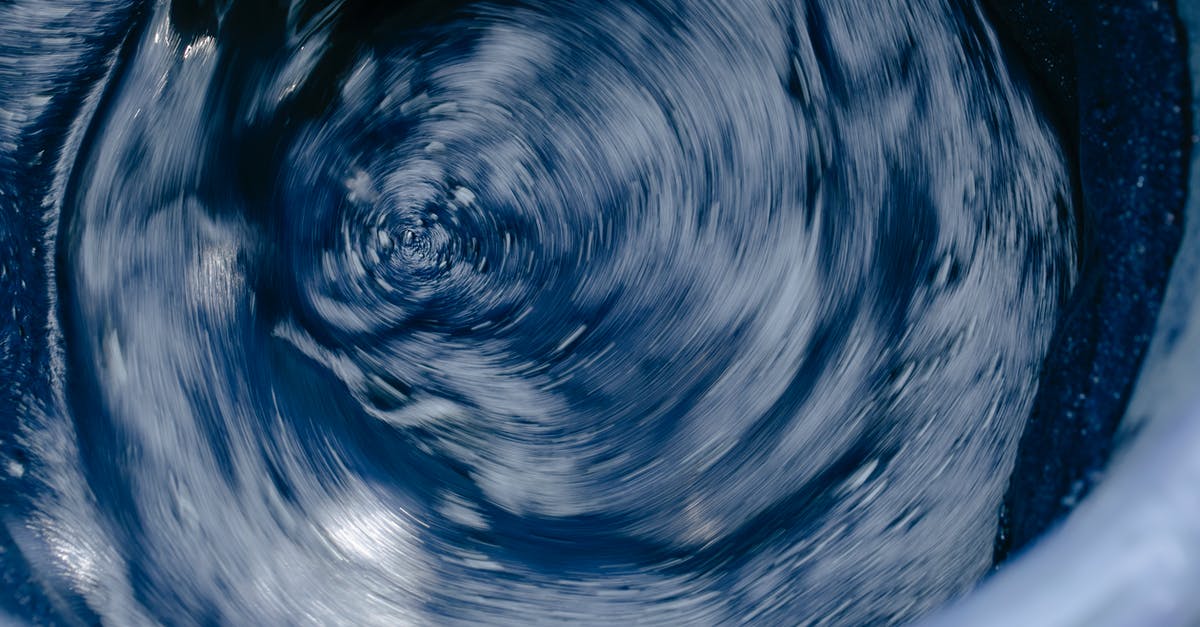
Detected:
left=0, top=0, right=1193, bottom=625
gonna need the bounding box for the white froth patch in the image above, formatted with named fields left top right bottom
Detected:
left=182, top=35, right=214, bottom=61
left=187, top=212, right=249, bottom=321
left=842, top=458, right=879, bottom=493
left=103, top=328, right=127, bottom=385
left=439, top=492, right=489, bottom=530
left=319, top=497, right=420, bottom=568
left=374, top=395, right=468, bottom=428
left=452, top=185, right=477, bottom=205
left=555, top=324, right=587, bottom=353
left=345, top=168, right=377, bottom=203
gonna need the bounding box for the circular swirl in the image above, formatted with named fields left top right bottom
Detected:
left=6, top=0, right=1075, bottom=624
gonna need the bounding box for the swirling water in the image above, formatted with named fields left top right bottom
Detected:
left=1, top=0, right=1077, bottom=624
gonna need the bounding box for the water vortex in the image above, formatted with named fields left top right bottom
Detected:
left=3, top=0, right=1085, bottom=624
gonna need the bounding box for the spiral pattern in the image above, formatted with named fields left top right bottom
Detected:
left=3, top=0, right=1075, bottom=624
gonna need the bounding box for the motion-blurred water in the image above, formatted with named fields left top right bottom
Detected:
left=2, top=0, right=1077, bottom=624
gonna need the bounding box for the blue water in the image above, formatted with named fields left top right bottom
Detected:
left=1, top=0, right=1081, bottom=624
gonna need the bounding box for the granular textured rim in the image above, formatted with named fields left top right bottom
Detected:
left=921, top=4, right=1200, bottom=623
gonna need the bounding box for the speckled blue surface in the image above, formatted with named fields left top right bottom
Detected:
left=987, top=0, right=1191, bottom=563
